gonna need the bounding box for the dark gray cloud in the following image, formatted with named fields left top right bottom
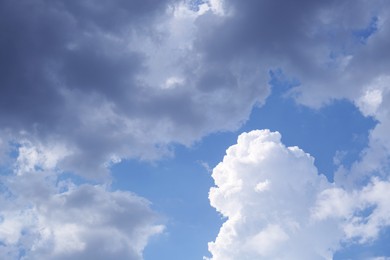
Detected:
left=1, top=0, right=389, bottom=175
left=0, top=0, right=163, bottom=129
left=0, top=0, right=270, bottom=178
left=1, top=0, right=389, bottom=179
left=193, top=0, right=386, bottom=106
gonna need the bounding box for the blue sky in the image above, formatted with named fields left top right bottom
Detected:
left=1, top=0, right=390, bottom=259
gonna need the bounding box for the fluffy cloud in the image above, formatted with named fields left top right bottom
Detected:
left=0, top=142, right=163, bottom=260
left=207, top=130, right=339, bottom=259
left=207, top=130, right=390, bottom=259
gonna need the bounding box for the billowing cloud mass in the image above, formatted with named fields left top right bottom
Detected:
left=207, top=130, right=338, bottom=259
left=0, top=0, right=269, bottom=179
left=0, top=142, right=163, bottom=260
left=207, top=130, right=390, bottom=260
left=1, top=0, right=388, bottom=178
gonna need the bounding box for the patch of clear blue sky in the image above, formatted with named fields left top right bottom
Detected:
left=353, top=16, right=378, bottom=44
left=0, top=141, right=20, bottom=176
left=188, top=0, right=206, bottom=11
left=334, top=226, right=390, bottom=259
left=112, top=149, right=223, bottom=260
left=243, top=70, right=376, bottom=181
left=111, top=70, right=376, bottom=259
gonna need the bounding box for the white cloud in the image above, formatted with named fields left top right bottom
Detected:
left=207, top=130, right=339, bottom=260
left=207, top=130, right=390, bottom=259
left=0, top=142, right=163, bottom=260
left=357, top=88, right=383, bottom=117
left=244, top=224, right=289, bottom=256
left=315, top=178, right=390, bottom=244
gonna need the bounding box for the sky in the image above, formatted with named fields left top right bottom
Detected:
left=0, top=0, right=390, bottom=259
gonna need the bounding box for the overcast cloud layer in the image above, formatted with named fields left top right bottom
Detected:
left=1, top=0, right=390, bottom=259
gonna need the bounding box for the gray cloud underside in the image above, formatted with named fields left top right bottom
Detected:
left=0, top=0, right=269, bottom=178
left=2, top=0, right=387, bottom=178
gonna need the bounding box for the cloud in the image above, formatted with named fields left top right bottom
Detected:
left=207, top=130, right=340, bottom=259
left=314, top=178, right=390, bottom=244
left=191, top=0, right=389, bottom=105
left=207, top=130, right=390, bottom=259
left=192, top=0, right=389, bottom=153
left=0, top=0, right=388, bottom=178
left=0, top=142, right=163, bottom=260
left=0, top=0, right=269, bottom=179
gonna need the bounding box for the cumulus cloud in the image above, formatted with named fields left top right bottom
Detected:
left=0, top=142, right=163, bottom=260
left=207, top=130, right=339, bottom=259
left=207, top=130, right=390, bottom=260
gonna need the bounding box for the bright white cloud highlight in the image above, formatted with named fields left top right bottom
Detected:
left=207, top=130, right=390, bottom=260
left=207, top=130, right=338, bottom=260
